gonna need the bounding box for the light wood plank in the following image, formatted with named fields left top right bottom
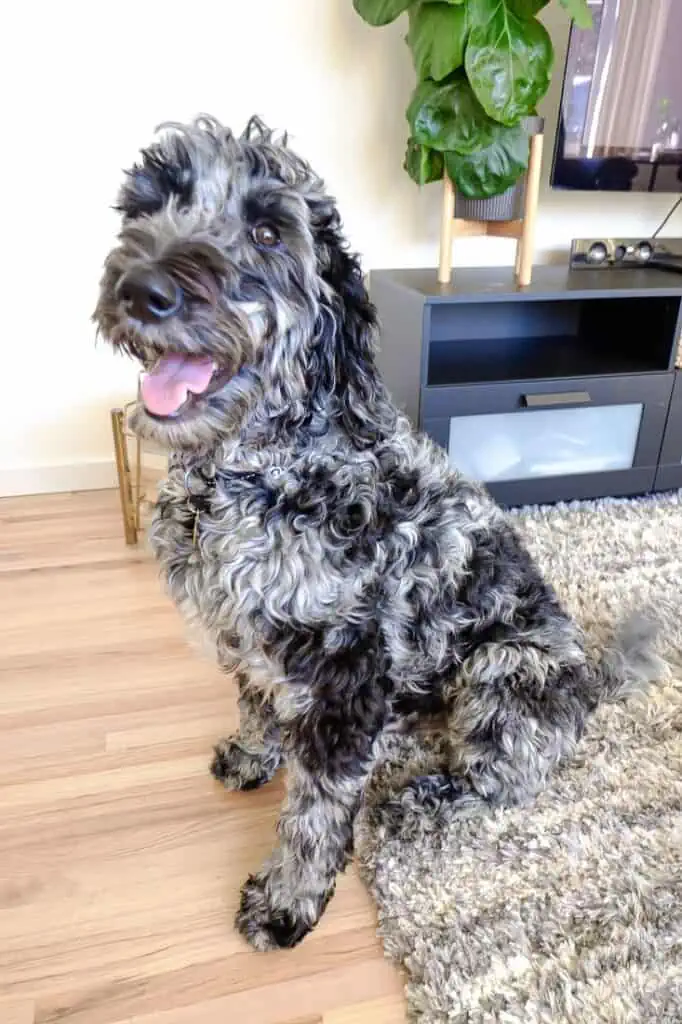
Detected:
left=0, top=1001, right=35, bottom=1024
left=0, top=489, right=405, bottom=1024
left=116, top=960, right=398, bottom=1024
left=325, top=994, right=407, bottom=1024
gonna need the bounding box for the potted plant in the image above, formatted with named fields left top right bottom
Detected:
left=353, top=0, right=592, bottom=219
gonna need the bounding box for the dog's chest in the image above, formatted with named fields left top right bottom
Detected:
left=149, top=461, right=372, bottom=645
left=150, top=465, right=272, bottom=619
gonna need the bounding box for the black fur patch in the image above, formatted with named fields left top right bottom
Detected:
left=311, top=212, right=397, bottom=449
left=278, top=628, right=389, bottom=780
left=117, top=142, right=194, bottom=219
left=456, top=522, right=566, bottom=653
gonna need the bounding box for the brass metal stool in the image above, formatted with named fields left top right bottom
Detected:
left=111, top=397, right=166, bottom=545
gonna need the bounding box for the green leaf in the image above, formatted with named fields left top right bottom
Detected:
left=403, top=138, right=445, bottom=184
left=508, top=0, right=549, bottom=15
left=421, top=0, right=465, bottom=4
left=407, top=73, right=494, bottom=155
left=353, top=0, right=414, bottom=26
left=558, top=0, right=593, bottom=30
left=444, top=120, right=529, bottom=197
left=408, top=2, right=468, bottom=81
left=465, top=0, right=553, bottom=125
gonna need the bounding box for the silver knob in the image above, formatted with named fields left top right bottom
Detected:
left=586, top=242, right=608, bottom=264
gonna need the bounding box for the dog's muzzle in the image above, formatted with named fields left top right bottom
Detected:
left=116, top=264, right=184, bottom=324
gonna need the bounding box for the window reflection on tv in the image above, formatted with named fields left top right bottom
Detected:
left=551, top=0, right=682, bottom=193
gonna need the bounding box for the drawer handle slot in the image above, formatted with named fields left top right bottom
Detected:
left=522, top=390, right=592, bottom=408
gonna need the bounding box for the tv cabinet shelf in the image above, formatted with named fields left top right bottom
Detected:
left=427, top=335, right=664, bottom=386
left=370, top=266, right=682, bottom=506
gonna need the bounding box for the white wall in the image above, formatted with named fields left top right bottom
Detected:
left=3, top=0, right=680, bottom=495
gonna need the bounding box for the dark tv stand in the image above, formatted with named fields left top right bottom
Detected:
left=650, top=256, right=682, bottom=275
left=370, top=266, right=682, bottom=506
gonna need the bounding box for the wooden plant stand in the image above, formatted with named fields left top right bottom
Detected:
left=438, top=129, right=544, bottom=287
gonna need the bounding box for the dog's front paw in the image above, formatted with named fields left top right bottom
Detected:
left=210, top=738, right=275, bottom=791
left=235, top=872, right=329, bottom=952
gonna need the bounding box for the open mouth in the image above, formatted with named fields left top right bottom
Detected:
left=140, top=353, right=228, bottom=419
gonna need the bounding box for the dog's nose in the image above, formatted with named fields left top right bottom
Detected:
left=116, top=266, right=183, bottom=323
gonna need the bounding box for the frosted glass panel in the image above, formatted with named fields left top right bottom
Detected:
left=449, top=404, right=642, bottom=482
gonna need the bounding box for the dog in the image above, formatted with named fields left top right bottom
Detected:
left=94, top=115, right=660, bottom=952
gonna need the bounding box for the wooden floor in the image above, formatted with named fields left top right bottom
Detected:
left=0, top=490, right=405, bottom=1024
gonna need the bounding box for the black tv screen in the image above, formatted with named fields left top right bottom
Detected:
left=551, top=0, right=682, bottom=193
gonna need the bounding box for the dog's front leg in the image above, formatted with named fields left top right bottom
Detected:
left=235, top=685, right=386, bottom=951
left=235, top=756, right=370, bottom=950
left=211, top=670, right=282, bottom=791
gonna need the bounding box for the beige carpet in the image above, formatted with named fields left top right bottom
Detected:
left=356, top=492, right=682, bottom=1024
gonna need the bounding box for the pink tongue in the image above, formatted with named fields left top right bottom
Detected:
left=141, top=354, right=215, bottom=416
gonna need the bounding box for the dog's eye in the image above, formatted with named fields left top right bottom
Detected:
left=251, top=224, right=280, bottom=249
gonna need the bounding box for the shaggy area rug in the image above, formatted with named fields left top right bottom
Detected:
left=356, top=492, right=682, bottom=1024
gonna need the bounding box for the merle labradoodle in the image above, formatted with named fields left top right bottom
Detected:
left=94, top=116, right=659, bottom=952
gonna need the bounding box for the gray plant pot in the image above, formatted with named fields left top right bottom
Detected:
left=454, top=179, right=526, bottom=221
left=453, top=115, right=544, bottom=222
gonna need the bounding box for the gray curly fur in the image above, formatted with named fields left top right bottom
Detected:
left=94, top=115, right=661, bottom=952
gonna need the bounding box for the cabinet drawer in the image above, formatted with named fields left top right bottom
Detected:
left=422, top=373, right=673, bottom=506
left=421, top=373, right=672, bottom=421
left=654, top=371, right=682, bottom=492
left=658, top=369, right=682, bottom=465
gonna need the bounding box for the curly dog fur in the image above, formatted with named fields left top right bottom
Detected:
left=94, top=116, right=660, bottom=951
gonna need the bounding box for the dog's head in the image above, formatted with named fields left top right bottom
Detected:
left=94, top=115, right=393, bottom=451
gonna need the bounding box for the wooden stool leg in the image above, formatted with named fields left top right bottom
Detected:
left=517, top=133, right=544, bottom=286
left=111, top=408, right=139, bottom=546
left=514, top=238, right=523, bottom=277
left=438, top=174, right=456, bottom=284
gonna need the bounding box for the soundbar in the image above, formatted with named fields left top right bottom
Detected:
left=570, top=237, right=682, bottom=271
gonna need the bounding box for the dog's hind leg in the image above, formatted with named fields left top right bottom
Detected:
left=211, top=670, right=282, bottom=791
left=380, top=641, right=590, bottom=834
left=386, top=613, right=661, bottom=836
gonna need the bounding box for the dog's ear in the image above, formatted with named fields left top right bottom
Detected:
left=310, top=203, right=396, bottom=448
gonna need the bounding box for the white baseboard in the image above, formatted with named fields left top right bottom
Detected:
left=0, top=454, right=169, bottom=498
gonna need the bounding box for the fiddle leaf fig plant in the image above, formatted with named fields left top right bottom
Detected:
left=407, top=3, right=468, bottom=82
left=353, top=0, right=414, bottom=26
left=353, top=0, right=592, bottom=198
left=465, top=0, right=553, bottom=125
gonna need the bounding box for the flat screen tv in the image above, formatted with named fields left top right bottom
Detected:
left=551, top=0, right=682, bottom=193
